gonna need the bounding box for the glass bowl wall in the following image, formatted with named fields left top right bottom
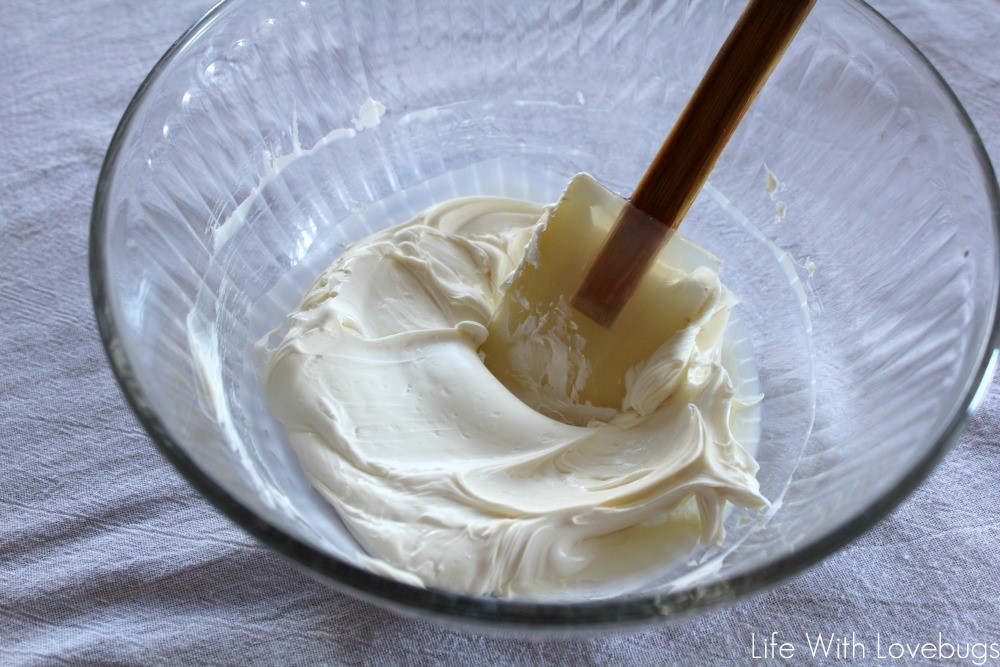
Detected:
left=91, top=0, right=999, bottom=630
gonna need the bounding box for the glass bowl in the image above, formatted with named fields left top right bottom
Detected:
left=90, top=0, right=999, bottom=631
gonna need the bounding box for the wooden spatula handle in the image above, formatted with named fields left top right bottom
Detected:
left=632, top=0, right=815, bottom=222
left=573, top=0, right=814, bottom=327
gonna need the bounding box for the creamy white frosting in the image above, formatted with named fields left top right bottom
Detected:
left=260, top=193, right=766, bottom=598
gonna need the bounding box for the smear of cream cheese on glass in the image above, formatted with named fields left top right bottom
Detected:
left=259, top=192, right=766, bottom=598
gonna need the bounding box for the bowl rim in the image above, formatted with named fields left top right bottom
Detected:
left=90, top=0, right=1000, bottom=630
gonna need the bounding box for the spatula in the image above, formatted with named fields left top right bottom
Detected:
left=481, top=0, right=815, bottom=419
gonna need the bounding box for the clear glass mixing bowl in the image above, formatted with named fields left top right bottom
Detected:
left=91, top=0, right=999, bottom=631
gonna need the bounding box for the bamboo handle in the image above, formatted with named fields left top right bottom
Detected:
left=573, top=0, right=814, bottom=327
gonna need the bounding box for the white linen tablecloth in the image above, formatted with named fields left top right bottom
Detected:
left=1, top=1, right=997, bottom=664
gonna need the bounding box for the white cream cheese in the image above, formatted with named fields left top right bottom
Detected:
left=259, top=191, right=766, bottom=598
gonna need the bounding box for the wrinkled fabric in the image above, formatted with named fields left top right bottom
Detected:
left=1, top=0, right=997, bottom=664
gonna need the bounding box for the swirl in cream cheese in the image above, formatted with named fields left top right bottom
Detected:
left=260, top=194, right=766, bottom=598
